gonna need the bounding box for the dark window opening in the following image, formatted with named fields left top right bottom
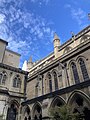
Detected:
left=79, top=58, right=89, bottom=81
left=6, top=104, right=17, bottom=120
left=34, top=105, right=42, bottom=120
left=48, top=74, right=52, bottom=92
left=71, top=62, right=80, bottom=84
left=13, top=75, right=21, bottom=88
left=53, top=72, right=58, bottom=90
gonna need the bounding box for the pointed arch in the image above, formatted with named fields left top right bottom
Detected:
left=67, top=90, right=90, bottom=106
left=6, top=100, right=19, bottom=120
left=78, top=57, right=89, bottom=81
left=32, top=102, right=42, bottom=120
left=0, top=71, right=7, bottom=85
left=50, top=96, right=66, bottom=108
left=10, top=99, right=20, bottom=108
left=13, top=74, right=21, bottom=88
left=70, top=61, right=80, bottom=84
left=52, top=69, right=58, bottom=90
left=63, top=46, right=72, bottom=54
left=45, top=72, right=52, bottom=93
left=67, top=90, right=90, bottom=118
left=22, top=105, right=31, bottom=120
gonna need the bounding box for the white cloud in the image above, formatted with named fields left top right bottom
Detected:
left=71, top=8, right=86, bottom=25
left=0, top=14, right=6, bottom=24
left=65, top=4, right=87, bottom=26
left=30, top=0, right=50, bottom=5
left=0, top=0, right=54, bottom=67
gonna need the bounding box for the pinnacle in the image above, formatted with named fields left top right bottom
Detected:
left=28, top=56, right=32, bottom=63
left=54, top=32, right=60, bottom=40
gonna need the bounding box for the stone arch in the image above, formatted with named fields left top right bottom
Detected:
left=67, top=90, right=90, bottom=119
left=51, top=69, right=58, bottom=75
left=80, top=34, right=90, bottom=43
left=6, top=100, right=20, bottom=120
left=22, top=105, right=31, bottom=120
left=32, top=102, right=42, bottom=120
left=45, top=72, right=51, bottom=81
left=63, top=46, right=72, bottom=54
left=68, top=59, right=76, bottom=68
left=9, top=99, right=20, bottom=108
left=45, top=72, right=52, bottom=93
left=76, top=55, right=87, bottom=62
left=0, top=70, right=8, bottom=85
left=50, top=96, right=66, bottom=108
left=68, top=60, right=80, bottom=84
left=76, top=56, right=89, bottom=81
left=12, top=74, right=21, bottom=88
left=51, top=69, right=59, bottom=90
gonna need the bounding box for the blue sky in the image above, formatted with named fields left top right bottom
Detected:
left=0, top=0, right=90, bottom=67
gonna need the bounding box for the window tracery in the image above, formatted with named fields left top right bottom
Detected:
left=0, top=71, right=7, bottom=85
left=79, top=58, right=89, bottom=81
left=53, top=71, right=58, bottom=90
left=71, top=62, right=80, bottom=84
left=48, top=74, right=52, bottom=92
left=13, top=74, right=21, bottom=88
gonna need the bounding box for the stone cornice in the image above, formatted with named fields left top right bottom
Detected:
left=0, top=63, right=28, bottom=75
left=28, top=39, right=90, bottom=81
left=22, top=80, right=90, bottom=105
left=0, top=88, right=25, bottom=98
left=58, top=25, right=90, bottom=51
left=6, top=49, right=21, bottom=56
left=0, top=38, right=8, bottom=45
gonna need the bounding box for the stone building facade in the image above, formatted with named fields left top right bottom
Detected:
left=22, top=25, right=90, bottom=120
left=0, top=25, right=90, bottom=120
left=0, top=39, right=28, bottom=120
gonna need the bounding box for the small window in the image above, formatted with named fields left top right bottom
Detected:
left=53, top=71, right=58, bottom=90
left=0, top=71, right=7, bottom=85
left=48, top=74, right=52, bottom=92
left=79, top=58, right=89, bottom=81
left=13, top=75, right=21, bottom=88
left=71, top=62, right=80, bottom=84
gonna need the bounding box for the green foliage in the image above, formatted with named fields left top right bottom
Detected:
left=49, top=105, right=82, bottom=120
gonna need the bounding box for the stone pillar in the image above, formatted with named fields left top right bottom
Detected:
left=0, top=100, right=8, bottom=120
left=42, top=99, right=50, bottom=120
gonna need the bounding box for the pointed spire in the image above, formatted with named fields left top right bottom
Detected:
left=53, top=32, right=60, bottom=58
left=28, top=56, right=33, bottom=69
left=71, top=31, right=75, bottom=37
left=28, top=56, right=32, bottom=63
left=53, top=32, right=60, bottom=41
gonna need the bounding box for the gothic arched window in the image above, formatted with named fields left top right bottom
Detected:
left=0, top=71, right=7, bottom=85
left=71, top=62, right=80, bottom=84
left=13, top=75, right=21, bottom=88
left=79, top=58, right=89, bottom=81
left=48, top=74, right=52, bottom=92
left=53, top=71, right=58, bottom=90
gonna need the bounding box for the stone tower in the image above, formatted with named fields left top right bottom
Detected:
left=53, top=33, right=60, bottom=58
left=27, top=56, right=33, bottom=69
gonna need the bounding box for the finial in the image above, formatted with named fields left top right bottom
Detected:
left=71, top=31, right=75, bottom=37
left=28, top=56, right=32, bottom=63
left=54, top=32, right=60, bottom=41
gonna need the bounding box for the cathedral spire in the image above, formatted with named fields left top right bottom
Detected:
left=53, top=32, right=60, bottom=58
left=28, top=56, right=32, bottom=63
left=27, top=56, right=33, bottom=69
left=53, top=32, right=60, bottom=41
